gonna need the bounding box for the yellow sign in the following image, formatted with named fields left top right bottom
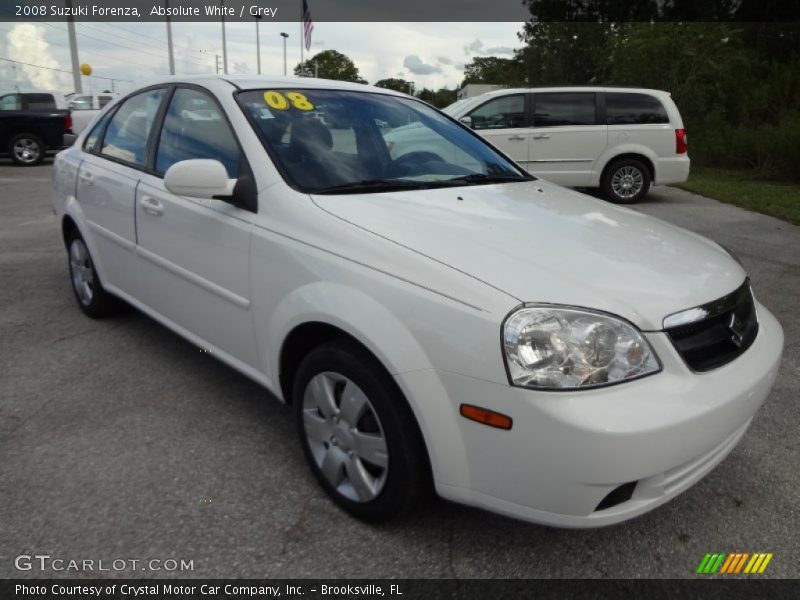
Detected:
left=80, top=63, right=92, bottom=76
left=262, top=91, right=314, bottom=111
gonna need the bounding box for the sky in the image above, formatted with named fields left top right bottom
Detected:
left=0, top=21, right=523, bottom=94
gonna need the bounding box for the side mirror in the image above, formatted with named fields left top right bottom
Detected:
left=458, top=115, right=473, bottom=128
left=164, top=159, right=235, bottom=199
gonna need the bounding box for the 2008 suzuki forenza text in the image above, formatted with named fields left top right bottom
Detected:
left=52, top=76, right=783, bottom=527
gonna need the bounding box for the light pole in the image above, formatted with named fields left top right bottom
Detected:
left=220, top=0, right=228, bottom=74
left=254, top=14, right=262, bottom=75
left=280, top=32, right=288, bottom=76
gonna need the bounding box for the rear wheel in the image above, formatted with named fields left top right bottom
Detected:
left=9, top=133, right=45, bottom=166
left=293, top=340, right=430, bottom=522
left=601, top=158, right=650, bottom=204
left=67, top=230, right=120, bottom=318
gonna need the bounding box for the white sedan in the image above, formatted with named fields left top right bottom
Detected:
left=52, top=76, right=783, bottom=527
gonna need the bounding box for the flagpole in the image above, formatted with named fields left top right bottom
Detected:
left=299, top=0, right=304, bottom=76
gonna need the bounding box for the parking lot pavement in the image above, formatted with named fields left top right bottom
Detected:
left=1, top=164, right=798, bottom=579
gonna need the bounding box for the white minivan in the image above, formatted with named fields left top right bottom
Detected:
left=437, top=87, right=690, bottom=203
left=52, top=76, right=780, bottom=527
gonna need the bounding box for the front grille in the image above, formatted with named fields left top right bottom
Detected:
left=664, top=280, right=758, bottom=372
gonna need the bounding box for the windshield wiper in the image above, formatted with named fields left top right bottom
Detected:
left=439, top=173, right=531, bottom=186
left=313, top=179, right=426, bottom=194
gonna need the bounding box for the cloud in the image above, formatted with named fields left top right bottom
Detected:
left=464, top=38, right=484, bottom=54
left=437, top=56, right=453, bottom=65
left=486, top=45, right=515, bottom=55
left=233, top=61, right=250, bottom=74
left=403, top=55, right=442, bottom=75
left=5, top=24, right=67, bottom=90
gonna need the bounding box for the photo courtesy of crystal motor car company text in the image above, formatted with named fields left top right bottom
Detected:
left=51, top=61, right=784, bottom=528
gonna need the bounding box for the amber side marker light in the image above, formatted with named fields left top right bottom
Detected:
left=459, top=404, right=513, bottom=430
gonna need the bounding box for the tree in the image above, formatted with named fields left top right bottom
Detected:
left=415, top=87, right=457, bottom=109
left=294, top=50, right=367, bottom=83
left=462, top=57, right=524, bottom=87
left=373, top=78, right=413, bottom=94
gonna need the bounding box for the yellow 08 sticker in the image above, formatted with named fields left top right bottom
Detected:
left=263, top=91, right=314, bottom=111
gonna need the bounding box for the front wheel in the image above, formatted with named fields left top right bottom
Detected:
left=601, top=158, right=650, bottom=204
left=9, top=133, right=45, bottom=166
left=293, top=341, right=430, bottom=522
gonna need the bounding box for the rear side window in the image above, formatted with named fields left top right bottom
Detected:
left=101, top=88, right=165, bottom=166
left=98, top=96, right=114, bottom=108
left=468, top=95, right=525, bottom=130
left=83, top=111, right=114, bottom=152
left=534, top=93, right=597, bottom=127
left=154, top=87, right=240, bottom=177
left=606, top=93, right=669, bottom=125
left=24, top=93, right=57, bottom=109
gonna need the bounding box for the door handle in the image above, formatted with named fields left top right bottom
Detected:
left=78, top=171, right=95, bottom=186
left=139, top=196, right=164, bottom=217
left=533, top=134, right=551, bottom=140
left=507, top=134, right=526, bottom=141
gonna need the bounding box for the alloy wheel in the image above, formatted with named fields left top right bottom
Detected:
left=69, top=238, right=95, bottom=306
left=611, top=165, right=644, bottom=200
left=13, top=138, right=41, bottom=164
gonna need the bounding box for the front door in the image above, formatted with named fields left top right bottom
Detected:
left=132, top=86, right=258, bottom=368
left=467, top=93, right=531, bottom=167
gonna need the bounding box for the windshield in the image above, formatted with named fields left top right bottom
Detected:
left=236, top=89, right=532, bottom=194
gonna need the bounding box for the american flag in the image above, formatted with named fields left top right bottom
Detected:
left=302, top=0, right=314, bottom=51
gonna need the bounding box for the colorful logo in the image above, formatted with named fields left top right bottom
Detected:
left=696, top=552, right=773, bottom=574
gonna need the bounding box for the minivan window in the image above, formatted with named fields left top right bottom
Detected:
left=606, top=93, right=669, bottom=125
left=155, top=87, right=240, bottom=177
left=237, top=89, right=530, bottom=194
left=100, top=88, right=165, bottom=166
left=468, top=95, right=525, bottom=130
left=534, top=93, right=596, bottom=127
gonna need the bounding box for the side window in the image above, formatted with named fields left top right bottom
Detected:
left=25, top=93, right=57, bottom=109
left=98, top=96, right=114, bottom=108
left=69, top=96, right=93, bottom=110
left=606, top=93, right=669, bottom=125
left=534, top=93, right=597, bottom=127
left=83, top=110, right=114, bottom=152
left=468, top=95, right=525, bottom=130
left=0, top=94, right=22, bottom=110
left=155, top=88, right=240, bottom=177
left=101, top=88, right=165, bottom=166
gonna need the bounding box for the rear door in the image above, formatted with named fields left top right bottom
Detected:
left=133, top=85, right=258, bottom=368
left=465, top=93, right=531, bottom=167
left=529, top=92, right=607, bottom=186
left=76, top=87, right=166, bottom=292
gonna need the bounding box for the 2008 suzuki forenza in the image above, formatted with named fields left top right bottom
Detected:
left=52, top=76, right=783, bottom=527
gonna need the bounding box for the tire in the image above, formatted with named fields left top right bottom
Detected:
left=601, top=158, right=651, bottom=204
left=9, top=133, right=45, bottom=166
left=293, top=340, right=430, bottom=522
left=66, top=229, right=120, bottom=318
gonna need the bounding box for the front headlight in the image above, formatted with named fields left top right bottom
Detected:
left=503, top=306, right=661, bottom=390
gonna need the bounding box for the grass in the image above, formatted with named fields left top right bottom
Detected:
left=674, top=167, right=800, bottom=226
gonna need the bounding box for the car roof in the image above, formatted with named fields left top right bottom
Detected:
left=479, top=86, right=671, bottom=97
left=134, top=74, right=407, bottom=97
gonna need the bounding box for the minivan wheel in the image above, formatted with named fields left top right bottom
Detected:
left=67, top=230, right=119, bottom=318
left=602, top=158, right=650, bottom=204
left=9, top=133, right=45, bottom=166
left=293, top=341, right=430, bottom=522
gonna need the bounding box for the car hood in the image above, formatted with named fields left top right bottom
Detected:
left=311, top=180, right=745, bottom=330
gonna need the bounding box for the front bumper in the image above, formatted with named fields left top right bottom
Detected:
left=398, top=302, right=783, bottom=527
